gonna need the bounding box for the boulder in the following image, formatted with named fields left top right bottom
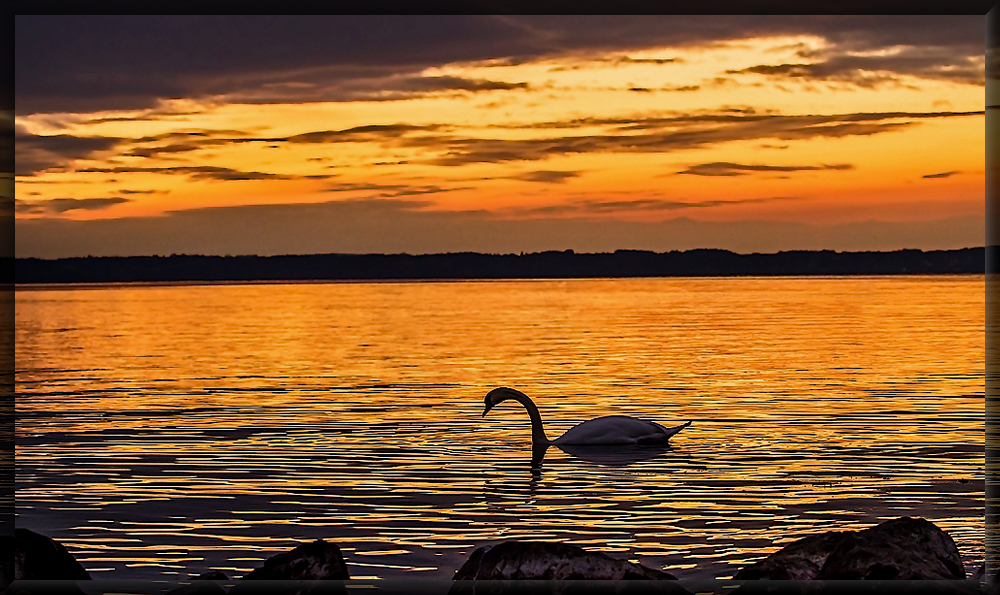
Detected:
left=736, top=517, right=966, bottom=580
left=194, top=570, right=230, bottom=580
left=733, top=531, right=850, bottom=581
left=241, top=539, right=349, bottom=580
left=13, top=528, right=91, bottom=580
left=452, top=540, right=677, bottom=580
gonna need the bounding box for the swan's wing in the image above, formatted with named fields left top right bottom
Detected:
left=554, top=415, right=667, bottom=445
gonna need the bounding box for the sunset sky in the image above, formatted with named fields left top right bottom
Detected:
left=13, top=15, right=988, bottom=258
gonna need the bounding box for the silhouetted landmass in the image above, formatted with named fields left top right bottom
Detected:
left=13, top=247, right=994, bottom=284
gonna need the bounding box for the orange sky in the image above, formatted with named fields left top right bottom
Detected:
left=13, top=17, right=987, bottom=257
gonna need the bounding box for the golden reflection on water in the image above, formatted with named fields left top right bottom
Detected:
left=15, top=276, right=985, bottom=580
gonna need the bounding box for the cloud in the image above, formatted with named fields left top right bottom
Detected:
left=16, top=197, right=131, bottom=215
left=676, top=162, right=853, bottom=176
left=15, top=126, right=121, bottom=176
left=323, top=182, right=464, bottom=197
left=923, top=171, right=960, bottom=179
left=15, top=16, right=983, bottom=114
left=511, top=170, right=580, bottom=183
left=548, top=56, right=681, bottom=72
left=389, top=75, right=528, bottom=93
left=75, top=165, right=337, bottom=181
left=507, top=195, right=803, bottom=215
left=286, top=124, right=441, bottom=144
left=14, top=197, right=985, bottom=258
left=411, top=111, right=978, bottom=166
left=119, top=189, right=170, bottom=194
left=728, top=46, right=985, bottom=87
left=123, top=143, right=204, bottom=158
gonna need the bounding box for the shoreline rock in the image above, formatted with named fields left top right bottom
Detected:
left=241, top=539, right=349, bottom=580
left=13, top=528, right=92, bottom=581
left=735, top=517, right=966, bottom=580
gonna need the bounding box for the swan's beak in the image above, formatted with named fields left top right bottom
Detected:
left=482, top=403, right=492, bottom=417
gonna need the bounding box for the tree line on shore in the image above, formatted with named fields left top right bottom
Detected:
left=13, top=247, right=992, bottom=284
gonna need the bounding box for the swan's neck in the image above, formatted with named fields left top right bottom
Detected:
left=506, top=391, right=550, bottom=444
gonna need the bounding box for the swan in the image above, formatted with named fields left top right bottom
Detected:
left=482, top=387, right=691, bottom=446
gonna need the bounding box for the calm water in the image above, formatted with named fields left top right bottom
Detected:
left=15, top=276, right=985, bottom=580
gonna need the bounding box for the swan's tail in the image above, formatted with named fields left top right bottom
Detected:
left=661, top=420, right=692, bottom=439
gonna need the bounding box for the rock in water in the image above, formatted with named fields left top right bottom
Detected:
left=733, top=532, right=851, bottom=580
left=736, top=517, right=966, bottom=580
left=452, top=541, right=676, bottom=580
left=14, top=528, right=91, bottom=580
left=242, top=539, right=349, bottom=580
left=815, top=517, right=965, bottom=580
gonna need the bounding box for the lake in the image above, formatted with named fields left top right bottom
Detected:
left=14, top=276, right=985, bottom=580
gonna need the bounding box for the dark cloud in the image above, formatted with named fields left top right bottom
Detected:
left=14, top=197, right=984, bottom=258
left=123, top=143, right=204, bottom=158
left=16, top=197, right=131, bottom=215
left=508, top=195, right=802, bottom=215
left=391, top=75, right=528, bottom=93
left=511, top=170, right=580, bottom=183
left=286, top=124, right=441, bottom=144
left=676, top=162, right=853, bottom=176
left=15, top=126, right=121, bottom=176
left=119, top=189, right=170, bottom=194
left=132, top=130, right=256, bottom=143
left=15, top=16, right=983, bottom=114
left=615, top=57, right=678, bottom=65
left=323, top=182, right=463, bottom=197
left=923, top=171, right=960, bottom=178
left=493, top=109, right=977, bottom=130
left=548, top=56, right=681, bottom=72
left=412, top=111, right=978, bottom=166
left=76, top=165, right=337, bottom=181
left=728, top=48, right=985, bottom=87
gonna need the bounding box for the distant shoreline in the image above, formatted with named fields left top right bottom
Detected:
left=13, top=247, right=994, bottom=285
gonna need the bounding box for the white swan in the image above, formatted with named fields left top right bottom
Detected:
left=482, top=387, right=691, bottom=445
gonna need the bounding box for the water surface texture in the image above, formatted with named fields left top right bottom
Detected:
left=15, top=277, right=985, bottom=579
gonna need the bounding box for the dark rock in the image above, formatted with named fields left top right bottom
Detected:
left=14, top=529, right=91, bottom=580
left=734, top=531, right=851, bottom=580
left=816, top=517, right=965, bottom=579
left=736, top=517, right=966, bottom=581
left=242, top=539, right=349, bottom=580
left=194, top=570, right=230, bottom=580
left=451, top=540, right=676, bottom=580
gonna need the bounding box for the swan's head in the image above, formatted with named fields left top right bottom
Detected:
left=483, top=386, right=523, bottom=417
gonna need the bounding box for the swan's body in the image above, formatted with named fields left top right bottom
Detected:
left=482, top=387, right=691, bottom=446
